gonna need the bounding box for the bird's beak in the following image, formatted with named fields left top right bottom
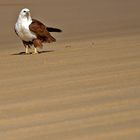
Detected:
left=26, top=11, right=30, bottom=16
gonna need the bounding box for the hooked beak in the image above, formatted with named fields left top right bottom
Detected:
left=25, top=11, right=31, bottom=20
left=26, top=11, right=30, bottom=16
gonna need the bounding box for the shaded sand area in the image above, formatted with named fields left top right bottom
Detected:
left=0, top=0, right=140, bottom=140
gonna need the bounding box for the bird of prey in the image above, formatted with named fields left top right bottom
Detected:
left=15, top=8, right=62, bottom=54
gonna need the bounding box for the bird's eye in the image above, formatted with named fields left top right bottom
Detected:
left=23, top=10, right=26, bottom=13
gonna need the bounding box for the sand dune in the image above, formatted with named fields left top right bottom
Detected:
left=0, top=0, right=140, bottom=140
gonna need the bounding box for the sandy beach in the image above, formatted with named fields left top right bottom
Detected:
left=0, top=0, right=140, bottom=140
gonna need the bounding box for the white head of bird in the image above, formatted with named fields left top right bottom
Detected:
left=18, top=8, right=31, bottom=21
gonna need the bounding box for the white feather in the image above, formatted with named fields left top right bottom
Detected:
left=15, top=8, right=37, bottom=42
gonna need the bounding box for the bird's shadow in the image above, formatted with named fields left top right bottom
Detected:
left=11, top=50, right=54, bottom=55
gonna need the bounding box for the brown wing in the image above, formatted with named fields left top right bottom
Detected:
left=29, top=19, right=56, bottom=43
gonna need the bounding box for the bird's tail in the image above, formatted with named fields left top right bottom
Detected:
left=47, top=27, right=62, bottom=32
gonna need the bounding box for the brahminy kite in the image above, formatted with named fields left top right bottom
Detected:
left=15, top=8, right=62, bottom=54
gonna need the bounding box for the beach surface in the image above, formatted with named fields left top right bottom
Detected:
left=0, top=0, right=140, bottom=140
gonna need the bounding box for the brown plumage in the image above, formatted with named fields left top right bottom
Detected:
left=30, top=19, right=56, bottom=44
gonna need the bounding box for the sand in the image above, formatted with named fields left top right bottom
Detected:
left=0, top=0, right=140, bottom=140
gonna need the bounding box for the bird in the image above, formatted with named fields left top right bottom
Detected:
left=15, top=8, right=62, bottom=54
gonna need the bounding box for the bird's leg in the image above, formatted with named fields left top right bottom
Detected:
left=33, top=47, right=38, bottom=54
left=25, top=46, right=30, bottom=54
left=32, top=39, right=43, bottom=54
left=23, top=41, right=30, bottom=54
